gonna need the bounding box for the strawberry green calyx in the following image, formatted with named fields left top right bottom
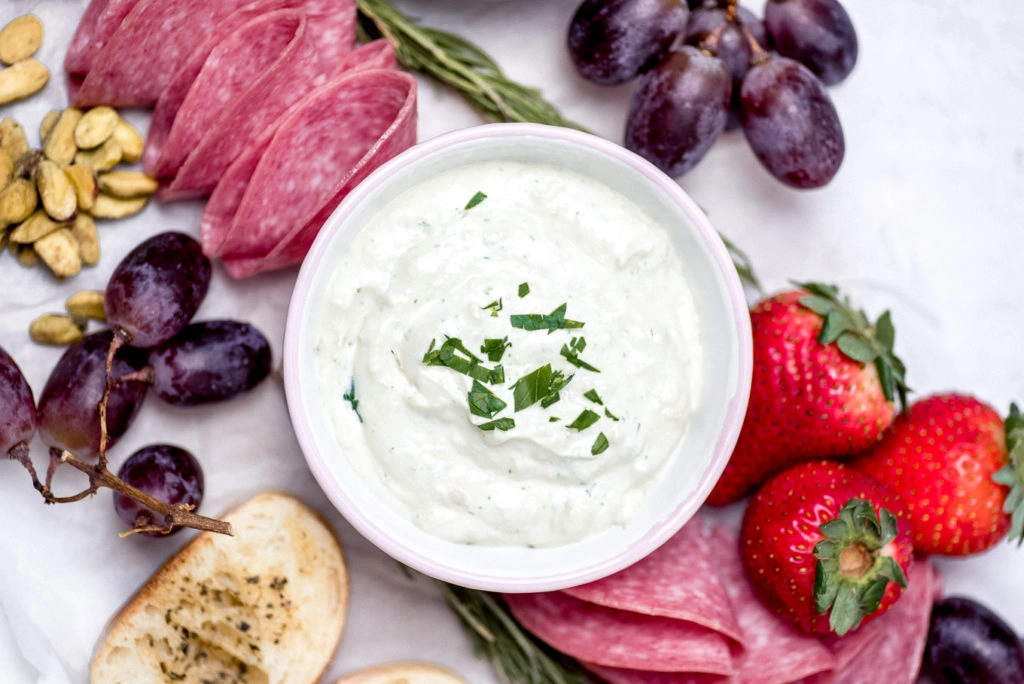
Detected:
left=795, top=281, right=909, bottom=411
left=812, top=498, right=908, bottom=636
left=993, top=403, right=1024, bottom=545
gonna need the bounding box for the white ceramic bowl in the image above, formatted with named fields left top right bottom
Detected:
left=284, top=123, right=752, bottom=592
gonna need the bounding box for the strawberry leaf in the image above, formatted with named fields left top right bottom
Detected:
left=995, top=403, right=1024, bottom=545
left=837, top=333, right=877, bottom=363
left=830, top=586, right=862, bottom=634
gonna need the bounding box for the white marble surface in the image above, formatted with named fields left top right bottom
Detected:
left=1, top=0, right=1022, bottom=682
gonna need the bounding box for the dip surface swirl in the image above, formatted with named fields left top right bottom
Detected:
left=316, top=160, right=702, bottom=547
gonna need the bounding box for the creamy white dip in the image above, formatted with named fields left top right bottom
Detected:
left=316, top=160, right=701, bottom=547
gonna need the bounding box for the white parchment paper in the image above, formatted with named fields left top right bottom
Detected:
left=1, top=1, right=1022, bottom=682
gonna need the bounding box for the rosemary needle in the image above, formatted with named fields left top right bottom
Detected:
left=356, top=0, right=588, bottom=131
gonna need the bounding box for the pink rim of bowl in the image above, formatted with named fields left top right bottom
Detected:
left=284, top=123, right=753, bottom=592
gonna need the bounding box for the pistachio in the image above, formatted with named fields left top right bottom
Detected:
left=36, top=158, right=77, bottom=221
left=13, top=241, right=39, bottom=267
left=0, top=148, right=12, bottom=189
left=88, top=192, right=148, bottom=219
left=0, top=227, right=8, bottom=252
left=110, top=118, right=144, bottom=163
left=42, top=108, right=82, bottom=166
left=33, top=226, right=81, bottom=277
left=29, top=313, right=87, bottom=346
left=65, top=289, right=106, bottom=321
left=98, top=169, right=158, bottom=199
left=0, top=59, right=49, bottom=105
left=70, top=214, right=99, bottom=265
left=0, top=118, right=29, bottom=161
left=12, top=149, right=40, bottom=179
left=74, top=106, right=119, bottom=149
left=0, top=15, right=44, bottom=66
left=64, top=164, right=98, bottom=211
left=9, top=208, right=60, bottom=243
left=39, top=109, right=59, bottom=142
left=0, top=177, right=37, bottom=224
left=74, top=137, right=121, bottom=171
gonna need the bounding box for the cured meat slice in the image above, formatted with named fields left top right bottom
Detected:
left=328, top=38, right=397, bottom=78
left=583, top=662, right=729, bottom=684
left=564, top=517, right=744, bottom=651
left=202, top=68, right=417, bottom=277
left=65, top=0, right=139, bottom=76
left=149, top=11, right=309, bottom=184
left=143, top=2, right=287, bottom=175
left=707, top=526, right=836, bottom=684
left=502, top=591, right=736, bottom=675
left=829, top=558, right=935, bottom=684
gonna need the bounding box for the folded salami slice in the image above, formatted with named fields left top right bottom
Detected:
left=564, top=517, right=744, bottom=652
left=72, top=0, right=357, bottom=108
left=202, top=68, right=417, bottom=277
left=328, top=38, right=398, bottom=78
left=707, top=526, right=836, bottom=684
left=143, top=2, right=293, bottom=176
left=502, top=591, right=736, bottom=675
left=583, top=662, right=729, bottom=684
left=829, top=559, right=935, bottom=684
left=65, top=0, right=139, bottom=76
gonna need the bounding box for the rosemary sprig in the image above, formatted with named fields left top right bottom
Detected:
left=356, top=0, right=588, bottom=131
left=438, top=583, right=593, bottom=684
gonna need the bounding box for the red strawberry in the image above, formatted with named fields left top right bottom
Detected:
left=850, top=394, right=1024, bottom=555
left=707, top=282, right=908, bottom=506
left=739, top=460, right=914, bottom=636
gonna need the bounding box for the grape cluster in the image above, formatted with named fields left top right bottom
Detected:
left=567, top=0, right=857, bottom=188
left=2, top=231, right=272, bottom=537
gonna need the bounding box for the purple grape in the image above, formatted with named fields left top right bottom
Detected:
left=0, top=345, right=36, bottom=457
left=925, top=597, right=1024, bottom=684
left=105, top=232, right=211, bottom=349
left=740, top=55, right=844, bottom=188
left=149, top=320, right=272, bottom=406
left=37, top=330, right=150, bottom=459
left=625, top=45, right=731, bottom=176
left=113, top=444, right=204, bottom=537
left=764, top=0, right=858, bottom=86
left=567, top=0, right=689, bottom=86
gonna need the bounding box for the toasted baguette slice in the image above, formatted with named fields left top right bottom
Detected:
left=91, top=492, right=348, bottom=684
left=335, top=661, right=468, bottom=684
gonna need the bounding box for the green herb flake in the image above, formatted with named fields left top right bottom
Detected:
left=604, top=407, right=621, bottom=421
left=464, top=191, right=487, bottom=210
left=549, top=416, right=561, bottom=422
left=560, top=338, right=600, bottom=373
left=343, top=377, right=363, bottom=422
left=583, top=389, right=603, bottom=405
left=511, top=364, right=552, bottom=412
left=591, top=432, right=609, bottom=455
left=468, top=380, right=507, bottom=419
left=567, top=409, right=601, bottom=432
left=423, top=337, right=504, bottom=384
left=478, top=417, right=515, bottom=432
left=481, top=298, right=503, bottom=317
left=480, top=336, right=510, bottom=362
left=518, top=282, right=530, bottom=297
left=510, top=302, right=584, bottom=334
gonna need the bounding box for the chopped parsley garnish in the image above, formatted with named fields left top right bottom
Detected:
left=549, top=416, right=561, bottom=422
left=480, top=337, right=510, bottom=362
left=583, top=389, right=603, bottom=405
left=511, top=364, right=553, bottom=412
left=343, top=377, right=362, bottom=422
left=481, top=298, right=503, bottom=317
left=478, top=417, right=515, bottom=431
left=567, top=409, right=601, bottom=431
left=423, top=337, right=505, bottom=384
left=468, top=380, right=507, bottom=419
left=540, top=370, right=573, bottom=408
left=604, top=407, right=620, bottom=421
left=464, top=191, right=487, bottom=210
left=561, top=336, right=600, bottom=372
left=591, top=432, right=609, bottom=455
left=518, top=282, right=530, bottom=297
left=510, top=303, right=584, bottom=334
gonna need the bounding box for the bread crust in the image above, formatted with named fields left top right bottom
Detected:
left=90, top=492, right=348, bottom=684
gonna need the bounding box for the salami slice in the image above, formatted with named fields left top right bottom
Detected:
left=143, top=2, right=289, bottom=176
left=564, top=517, right=744, bottom=652
left=329, top=38, right=397, bottom=77
left=65, top=0, right=139, bottom=76
left=583, top=663, right=730, bottom=684
left=502, top=591, right=736, bottom=675
left=707, top=526, right=836, bottom=684
left=202, top=68, right=417, bottom=276
left=829, top=559, right=935, bottom=684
